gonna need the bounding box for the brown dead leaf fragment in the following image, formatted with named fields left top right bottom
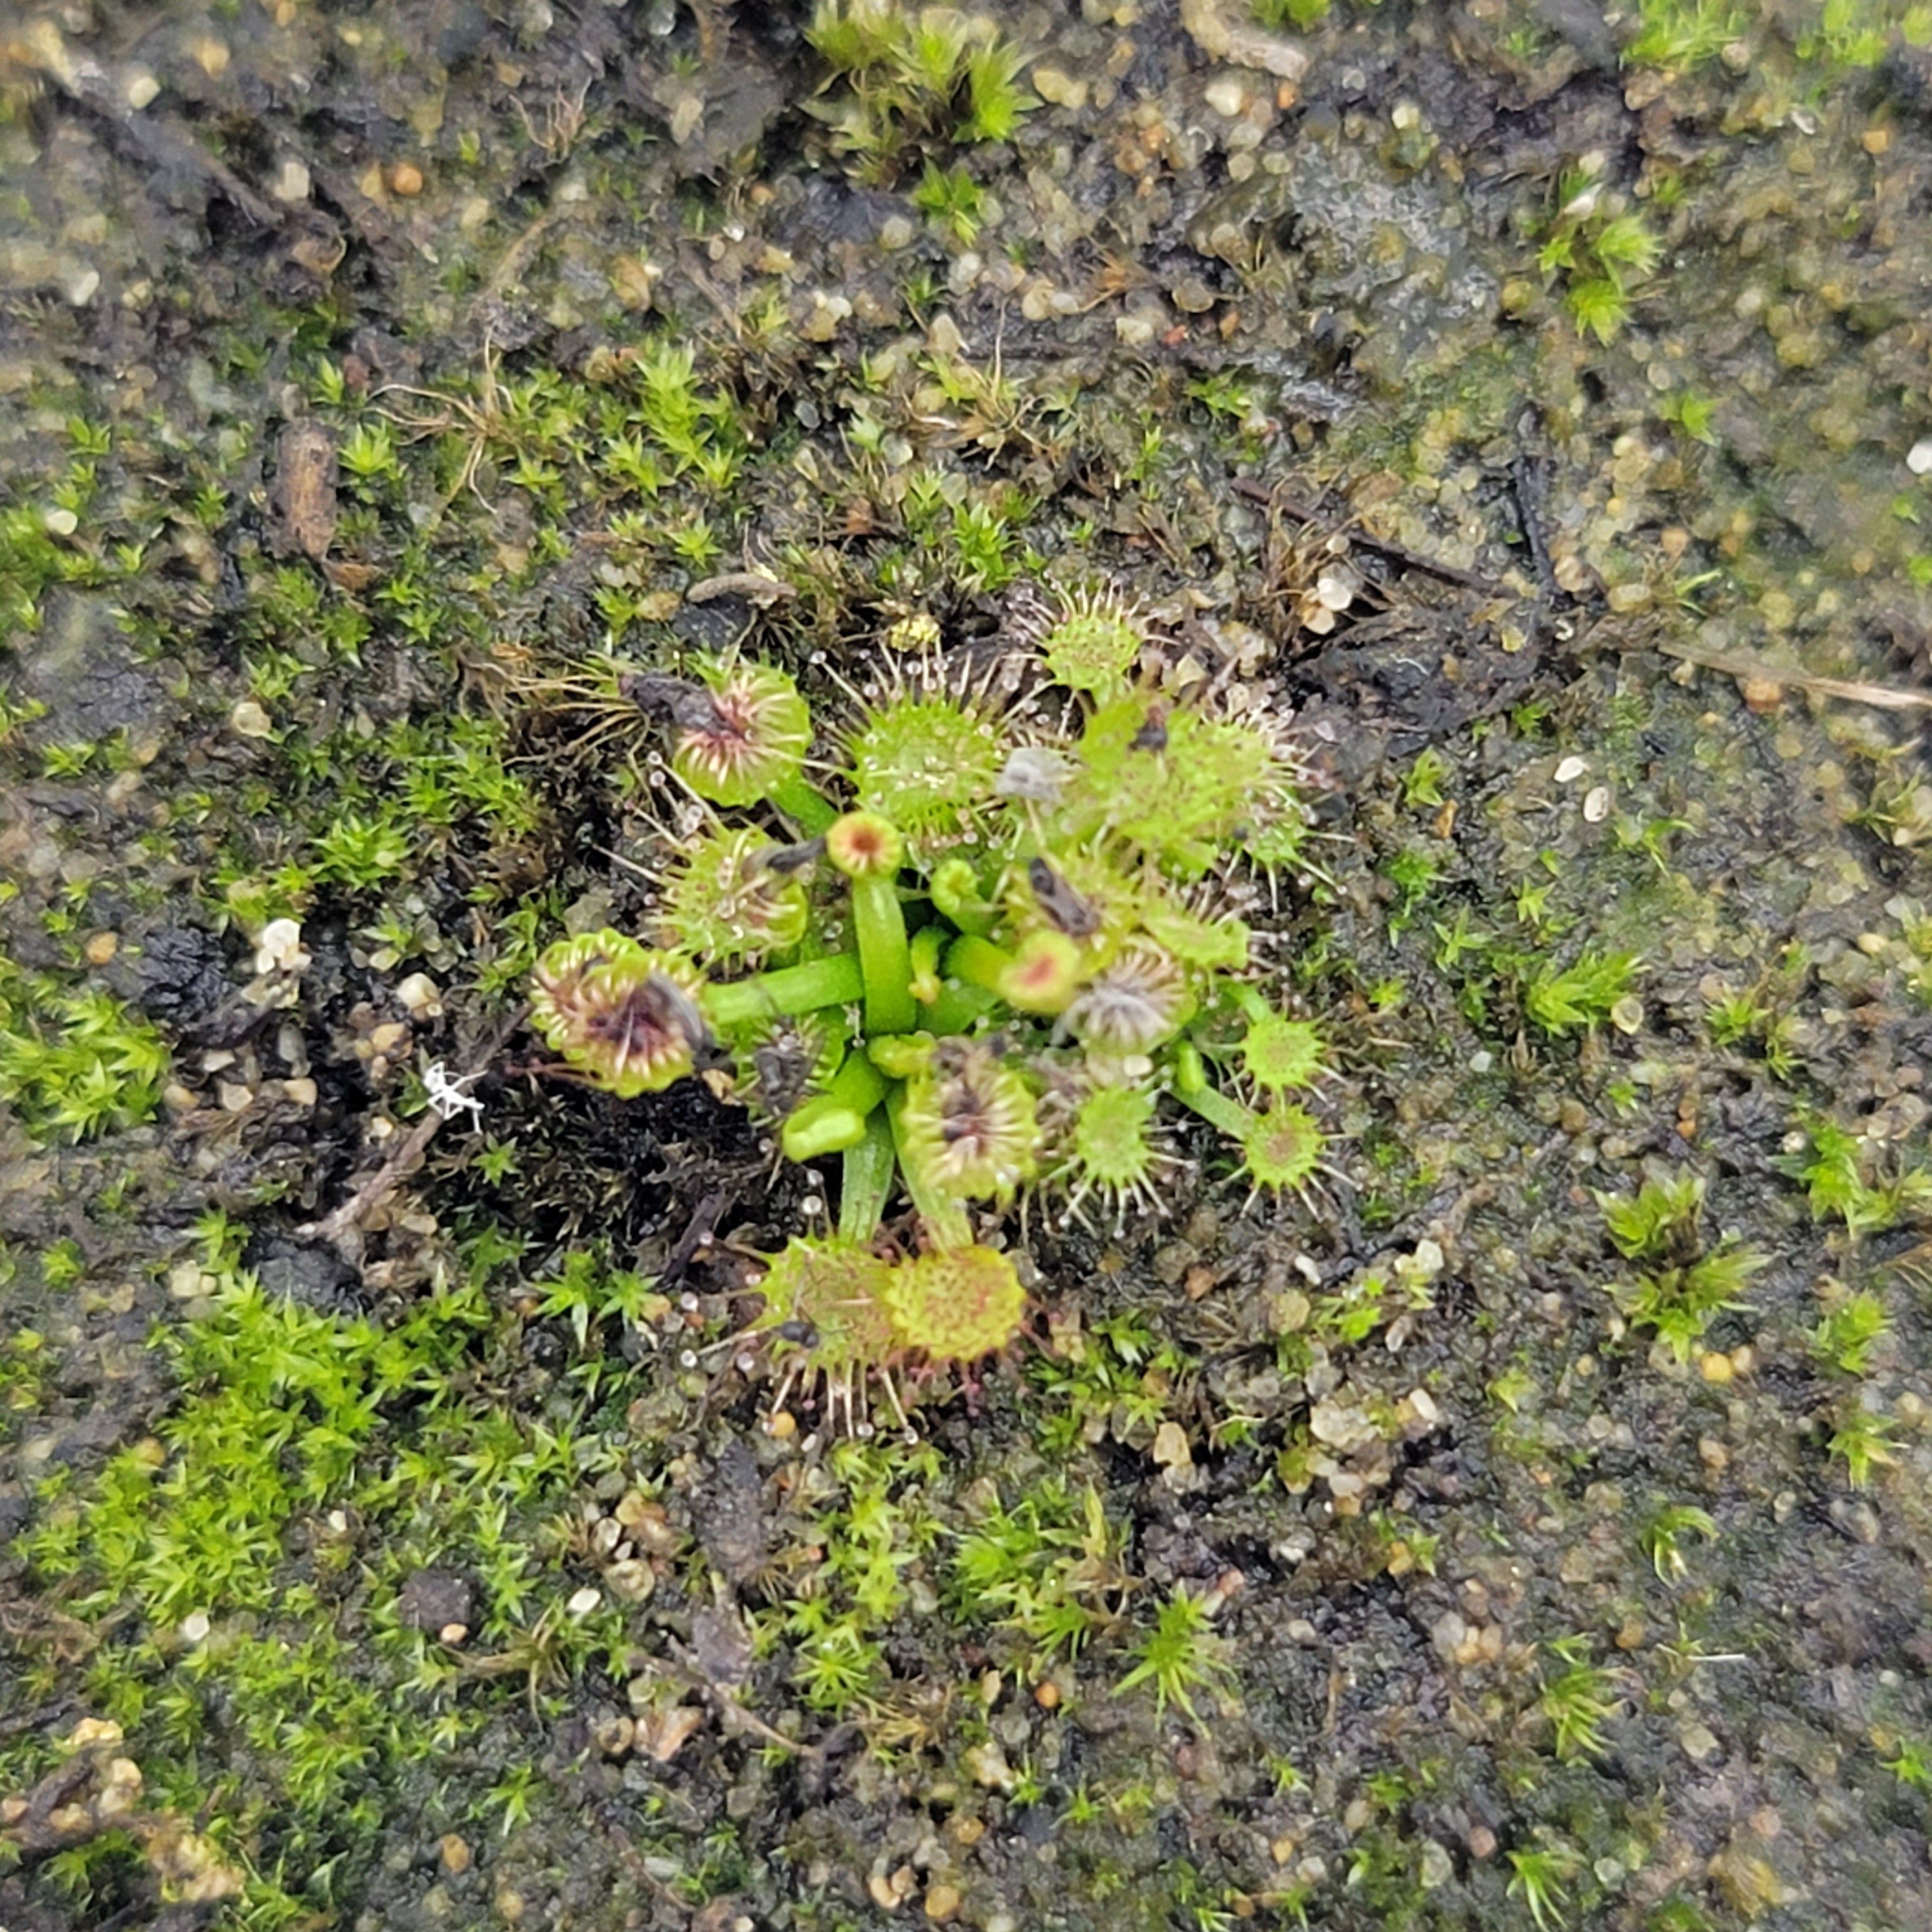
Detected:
left=271, top=420, right=339, bottom=562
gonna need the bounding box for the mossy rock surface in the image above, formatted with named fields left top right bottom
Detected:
left=4, top=6, right=1932, bottom=1931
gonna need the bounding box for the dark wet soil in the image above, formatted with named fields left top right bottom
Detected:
left=4, top=3, right=1931, bottom=1930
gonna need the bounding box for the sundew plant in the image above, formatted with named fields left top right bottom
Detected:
left=529, top=584, right=1330, bottom=1432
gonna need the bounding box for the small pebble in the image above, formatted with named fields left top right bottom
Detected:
left=1033, top=63, right=1088, bottom=109
left=1204, top=75, right=1251, bottom=118
left=389, top=161, right=424, bottom=196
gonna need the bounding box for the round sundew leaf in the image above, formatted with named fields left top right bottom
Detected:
left=846, top=692, right=1005, bottom=836
left=659, top=824, right=809, bottom=967
left=1065, top=699, right=1292, bottom=878
left=1064, top=940, right=1193, bottom=1053
left=1240, top=1013, right=1327, bottom=1093
left=753, top=1235, right=899, bottom=1379
left=1069, top=1082, right=1162, bottom=1197
left=672, top=661, right=812, bottom=808
left=1238, top=1101, right=1325, bottom=1192
left=531, top=932, right=707, bottom=1097
left=897, top=1042, right=1040, bottom=1205
left=1139, top=898, right=1250, bottom=972
left=1040, top=593, right=1144, bottom=695
left=883, top=1244, right=1025, bottom=1363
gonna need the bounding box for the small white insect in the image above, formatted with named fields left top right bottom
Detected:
left=994, top=744, right=1073, bottom=805
left=424, top=1061, right=486, bottom=1127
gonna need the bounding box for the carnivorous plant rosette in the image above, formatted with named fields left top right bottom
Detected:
left=524, top=584, right=1337, bottom=1431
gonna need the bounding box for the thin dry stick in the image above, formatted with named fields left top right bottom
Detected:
left=298, top=1007, right=528, bottom=1249
left=1645, top=637, right=1932, bottom=712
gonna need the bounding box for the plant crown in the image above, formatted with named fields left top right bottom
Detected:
left=530, top=584, right=1328, bottom=1426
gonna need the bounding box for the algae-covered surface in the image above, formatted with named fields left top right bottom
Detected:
left=3, top=2, right=1932, bottom=1928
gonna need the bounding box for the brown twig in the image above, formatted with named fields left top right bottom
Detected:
left=297, top=1006, right=528, bottom=1251
left=1636, top=637, right=1932, bottom=712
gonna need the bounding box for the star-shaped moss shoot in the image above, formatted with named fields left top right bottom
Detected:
left=881, top=1244, right=1026, bottom=1366
left=622, top=659, right=816, bottom=814
left=752, top=1235, right=908, bottom=1439
left=530, top=930, right=708, bottom=1098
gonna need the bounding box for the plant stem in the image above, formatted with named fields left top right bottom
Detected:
left=839, top=1108, right=899, bottom=1244
left=850, top=871, right=916, bottom=1036
left=703, top=952, right=863, bottom=1029
left=781, top=1051, right=890, bottom=1163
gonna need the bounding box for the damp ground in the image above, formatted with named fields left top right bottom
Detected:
left=2, top=4, right=1931, bottom=1930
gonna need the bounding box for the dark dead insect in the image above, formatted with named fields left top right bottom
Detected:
left=1130, top=704, right=1170, bottom=753
left=618, top=670, right=726, bottom=735
left=775, top=1318, right=819, bottom=1347
left=644, top=969, right=715, bottom=1055
left=747, top=1022, right=825, bottom=1122
left=929, top=1038, right=972, bottom=1076
left=1027, top=856, right=1102, bottom=938
left=761, top=834, right=827, bottom=875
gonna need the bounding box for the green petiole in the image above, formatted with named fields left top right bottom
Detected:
left=769, top=773, right=837, bottom=838
left=839, top=1108, right=899, bottom=1244
left=703, top=951, right=864, bottom=1030
left=1173, top=1038, right=1256, bottom=1140
left=826, top=813, right=916, bottom=1037
left=781, top=1051, right=890, bottom=1163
